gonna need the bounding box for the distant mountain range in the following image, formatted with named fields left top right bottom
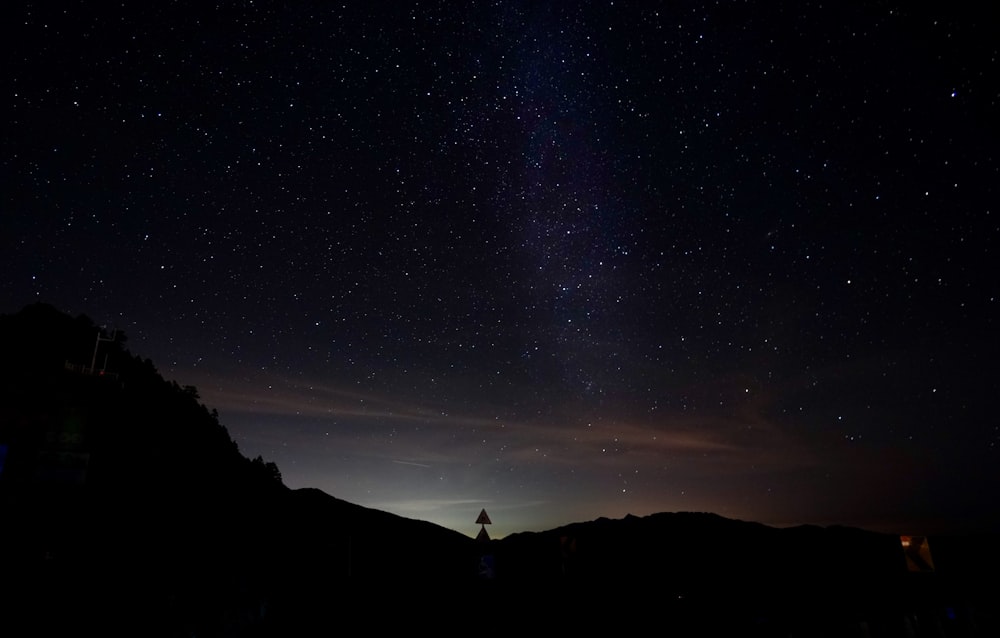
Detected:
left=1, top=303, right=996, bottom=636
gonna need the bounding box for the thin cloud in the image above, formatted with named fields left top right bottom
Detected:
left=391, top=459, right=431, bottom=468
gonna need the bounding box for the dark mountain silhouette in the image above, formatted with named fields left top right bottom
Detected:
left=0, top=303, right=478, bottom=635
left=485, top=513, right=1000, bottom=635
left=0, top=303, right=995, bottom=636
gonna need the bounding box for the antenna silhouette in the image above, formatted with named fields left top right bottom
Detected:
left=90, top=327, right=117, bottom=374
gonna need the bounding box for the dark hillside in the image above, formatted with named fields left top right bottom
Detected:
left=0, top=303, right=478, bottom=635
left=483, top=514, right=1000, bottom=634
left=0, top=303, right=995, bottom=636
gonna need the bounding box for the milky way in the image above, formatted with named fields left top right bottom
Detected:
left=4, top=1, right=998, bottom=537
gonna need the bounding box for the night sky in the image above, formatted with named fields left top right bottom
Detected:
left=4, top=2, right=998, bottom=538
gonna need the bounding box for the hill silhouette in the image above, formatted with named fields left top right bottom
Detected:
left=0, top=303, right=996, bottom=636
left=0, top=303, right=477, bottom=635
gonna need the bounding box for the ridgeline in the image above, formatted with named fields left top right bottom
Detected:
left=0, top=303, right=995, bottom=636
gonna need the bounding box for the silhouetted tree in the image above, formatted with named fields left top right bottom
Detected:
left=251, top=454, right=283, bottom=485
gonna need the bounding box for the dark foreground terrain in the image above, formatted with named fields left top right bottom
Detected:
left=1, top=304, right=996, bottom=636
left=7, top=509, right=995, bottom=637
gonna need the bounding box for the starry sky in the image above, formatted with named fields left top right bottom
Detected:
left=4, top=1, right=998, bottom=539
